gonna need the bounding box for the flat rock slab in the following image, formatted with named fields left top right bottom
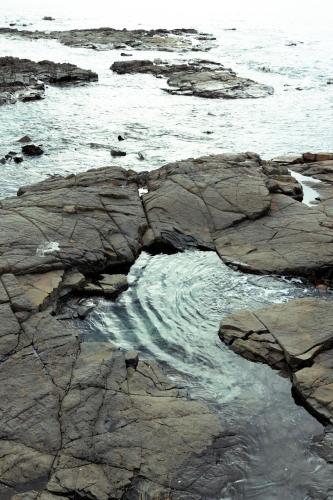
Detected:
left=292, top=160, right=333, bottom=184
left=0, top=27, right=215, bottom=52
left=215, top=193, right=333, bottom=275
left=83, top=273, right=128, bottom=298
left=0, top=56, right=98, bottom=105
left=219, top=298, right=333, bottom=422
left=111, top=58, right=274, bottom=99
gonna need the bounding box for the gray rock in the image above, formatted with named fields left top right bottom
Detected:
left=0, top=153, right=332, bottom=496
left=18, top=135, right=33, bottom=143
left=111, top=148, right=127, bottom=157
left=219, top=298, right=333, bottom=423
left=2, top=166, right=146, bottom=274
left=215, top=193, right=333, bottom=275
left=142, top=153, right=272, bottom=251
left=22, top=144, right=44, bottom=156
left=5, top=153, right=333, bottom=278
left=0, top=56, right=98, bottom=105
left=0, top=304, right=226, bottom=498
left=0, top=27, right=214, bottom=53
left=111, top=58, right=274, bottom=99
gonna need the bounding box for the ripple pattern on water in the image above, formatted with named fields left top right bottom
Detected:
left=82, top=251, right=333, bottom=499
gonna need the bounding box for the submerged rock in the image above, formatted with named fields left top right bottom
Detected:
left=0, top=56, right=98, bottom=105
left=219, top=298, right=333, bottom=423
left=0, top=27, right=214, bottom=53
left=111, top=58, right=274, bottom=99
left=111, top=148, right=126, bottom=157
left=18, top=135, right=32, bottom=143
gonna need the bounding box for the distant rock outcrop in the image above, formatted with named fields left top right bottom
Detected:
left=0, top=27, right=215, bottom=52
left=111, top=59, right=274, bottom=99
left=0, top=56, right=98, bottom=105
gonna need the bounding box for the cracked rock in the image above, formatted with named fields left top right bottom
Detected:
left=219, top=298, right=333, bottom=423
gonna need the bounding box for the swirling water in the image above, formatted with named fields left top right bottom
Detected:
left=1, top=1, right=333, bottom=497
left=82, top=251, right=333, bottom=499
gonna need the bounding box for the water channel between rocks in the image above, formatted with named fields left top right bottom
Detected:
left=80, top=250, right=333, bottom=500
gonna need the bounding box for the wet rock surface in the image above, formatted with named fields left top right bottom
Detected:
left=111, top=58, right=274, bottom=99
left=0, top=56, right=98, bottom=105
left=0, top=27, right=214, bottom=52
left=219, top=298, right=333, bottom=424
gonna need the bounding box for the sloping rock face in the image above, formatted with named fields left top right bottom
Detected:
left=0, top=56, right=98, bottom=105
left=111, top=59, right=274, bottom=99
left=219, top=298, right=333, bottom=424
left=0, top=309, right=226, bottom=499
left=1, top=166, right=145, bottom=274
left=0, top=27, right=214, bottom=52
left=12, top=152, right=333, bottom=278
left=142, top=153, right=272, bottom=250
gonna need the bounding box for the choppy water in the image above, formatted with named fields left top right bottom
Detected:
left=0, top=1, right=332, bottom=196
left=1, top=2, right=333, bottom=498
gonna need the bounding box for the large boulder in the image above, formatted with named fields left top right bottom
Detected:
left=219, top=298, right=333, bottom=423
left=142, top=153, right=271, bottom=250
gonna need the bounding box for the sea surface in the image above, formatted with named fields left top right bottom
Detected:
left=1, top=1, right=333, bottom=498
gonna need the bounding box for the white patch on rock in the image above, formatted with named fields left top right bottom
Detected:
left=138, top=187, right=148, bottom=197
left=36, top=241, right=60, bottom=257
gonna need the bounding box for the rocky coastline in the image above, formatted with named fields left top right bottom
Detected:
left=1, top=13, right=333, bottom=499
left=0, top=151, right=332, bottom=497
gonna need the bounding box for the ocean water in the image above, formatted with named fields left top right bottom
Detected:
left=0, top=0, right=332, bottom=196
left=1, top=2, right=333, bottom=498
